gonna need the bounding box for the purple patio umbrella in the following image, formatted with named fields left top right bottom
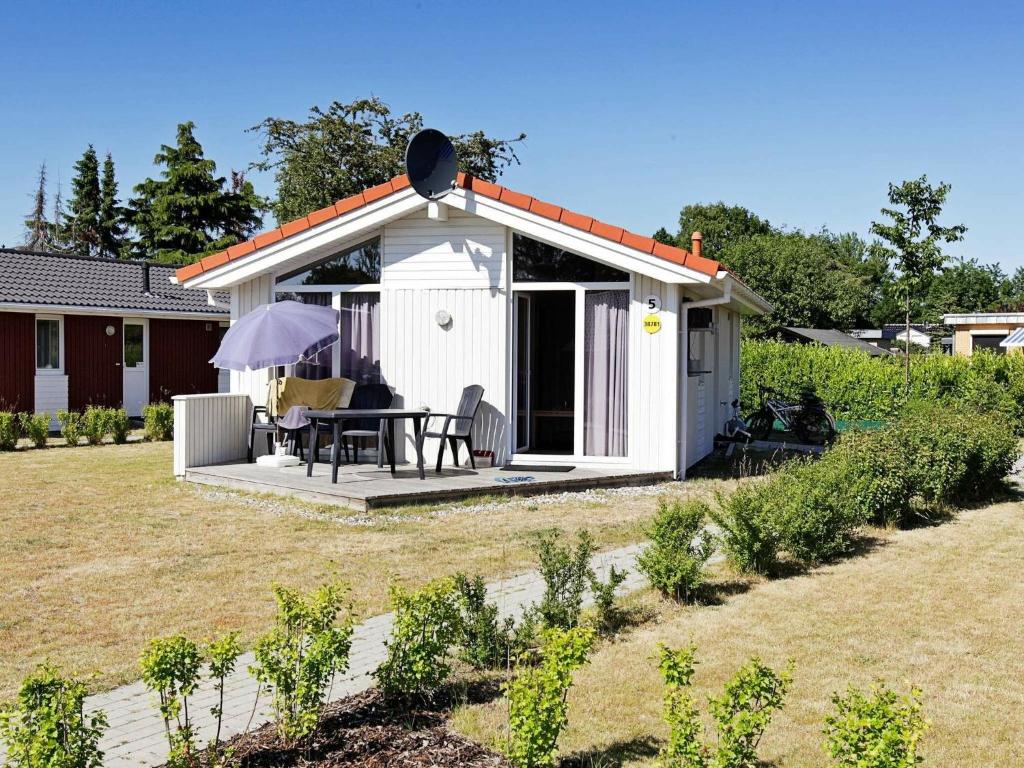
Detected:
left=211, top=300, right=340, bottom=372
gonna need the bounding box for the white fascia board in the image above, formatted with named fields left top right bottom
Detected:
left=943, top=312, right=1024, bottom=325
left=446, top=189, right=710, bottom=286
left=0, top=303, right=227, bottom=321
left=183, top=190, right=426, bottom=289
left=718, top=273, right=773, bottom=315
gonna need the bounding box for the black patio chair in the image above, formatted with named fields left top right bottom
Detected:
left=422, top=384, right=485, bottom=472
left=340, top=383, right=394, bottom=464
left=247, top=405, right=304, bottom=462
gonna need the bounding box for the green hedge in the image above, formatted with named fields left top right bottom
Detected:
left=741, top=341, right=1024, bottom=433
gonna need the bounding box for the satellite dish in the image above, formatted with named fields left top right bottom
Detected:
left=406, top=128, right=458, bottom=200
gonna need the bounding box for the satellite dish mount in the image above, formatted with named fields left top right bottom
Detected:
left=406, top=128, right=458, bottom=200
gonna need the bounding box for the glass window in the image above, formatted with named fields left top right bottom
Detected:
left=513, top=233, right=629, bottom=283
left=275, top=293, right=334, bottom=379
left=124, top=324, right=144, bottom=367
left=276, top=238, right=381, bottom=286
left=339, top=294, right=382, bottom=384
left=36, top=318, right=60, bottom=370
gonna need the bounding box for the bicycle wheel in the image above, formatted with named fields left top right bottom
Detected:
left=746, top=410, right=773, bottom=440
left=793, top=407, right=836, bottom=445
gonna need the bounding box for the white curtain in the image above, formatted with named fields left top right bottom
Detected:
left=280, top=292, right=333, bottom=380
left=339, top=293, right=382, bottom=384
left=584, top=290, right=629, bottom=456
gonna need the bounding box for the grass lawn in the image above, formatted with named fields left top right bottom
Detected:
left=453, top=496, right=1024, bottom=766
left=0, top=441, right=730, bottom=702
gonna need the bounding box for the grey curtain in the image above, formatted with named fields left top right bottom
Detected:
left=339, top=293, right=382, bottom=384
left=584, top=290, right=629, bottom=456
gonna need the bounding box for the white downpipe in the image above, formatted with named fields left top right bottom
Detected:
left=677, top=282, right=732, bottom=478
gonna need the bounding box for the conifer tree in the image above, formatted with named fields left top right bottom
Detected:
left=64, top=145, right=103, bottom=255
left=127, top=122, right=264, bottom=264
left=23, top=162, right=50, bottom=251
left=98, top=152, right=126, bottom=258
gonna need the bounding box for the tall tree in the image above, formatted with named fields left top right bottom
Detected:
left=127, top=122, right=265, bottom=264
left=922, top=258, right=1004, bottom=320
left=871, top=176, right=966, bottom=387
left=23, top=162, right=50, bottom=251
left=63, top=145, right=103, bottom=255
left=98, top=152, right=126, bottom=258
left=250, top=97, right=526, bottom=223
left=676, top=202, right=773, bottom=260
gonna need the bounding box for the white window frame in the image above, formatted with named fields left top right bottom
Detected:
left=35, top=314, right=64, bottom=374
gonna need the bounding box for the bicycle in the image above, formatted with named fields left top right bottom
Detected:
left=746, top=385, right=837, bottom=445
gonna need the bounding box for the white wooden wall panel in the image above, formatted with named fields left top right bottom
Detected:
left=173, top=393, right=251, bottom=476
left=34, top=375, right=68, bottom=429
left=380, top=287, right=508, bottom=465
left=382, top=209, right=506, bottom=289
left=631, top=276, right=679, bottom=473
left=229, top=275, right=273, bottom=406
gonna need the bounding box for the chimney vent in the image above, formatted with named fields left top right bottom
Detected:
left=142, top=262, right=151, bottom=295
left=691, top=232, right=703, bottom=259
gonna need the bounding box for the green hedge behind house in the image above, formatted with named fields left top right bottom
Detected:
left=741, top=341, right=1024, bottom=433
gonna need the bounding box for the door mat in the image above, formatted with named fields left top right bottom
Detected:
left=501, top=464, right=576, bottom=472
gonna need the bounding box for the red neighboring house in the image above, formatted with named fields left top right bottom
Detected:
left=0, top=248, right=229, bottom=424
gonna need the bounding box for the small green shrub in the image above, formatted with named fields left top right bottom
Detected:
left=455, top=572, right=524, bottom=670
left=143, top=402, right=174, bottom=441
left=0, top=411, right=18, bottom=450
left=709, top=656, right=793, bottom=768
left=19, top=412, right=50, bottom=449
left=637, top=499, right=715, bottom=601
left=531, top=529, right=595, bottom=630
left=710, top=484, right=782, bottom=575
left=107, top=408, right=131, bottom=444
left=251, top=579, right=354, bottom=744
left=56, top=410, right=83, bottom=447
left=654, top=644, right=793, bottom=768
left=587, top=563, right=628, bottom=634
left=375, top=577, right=463, bottom=701
left=0, top=663, right=107, bottom=768
left=81, top=406, right=109, bottom=446
left=139, top=634, right=203, bottom=766
left=505, top=626, right=595, bottom=768
left=824, top=683, right=928, bottom=768
left=206, top=631, right=242, bottom=757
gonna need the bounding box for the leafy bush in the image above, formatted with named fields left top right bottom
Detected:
left=0, top=663, right=107, bottom=768
left=824, top=683, right=928, bottom=768
left=455, top=572, right=525, bottom=670
left=206, top=632, right=243, bottom=757
left=637, top=499, right=715, bottom=601
left=505, top=626, right=595, bottom=768
left=143, top=402, right=174, bottom=441
left=81, top=406, right=110, bottom=446
left=139, top=634, right=203, bottom=765
left=655, top=644, right=792, bottom=768
left=251, top=579, right=354, bottom=744
left=0, top=411, right=18, bottom=450
left=742, top=340, right=1024, bottom=434
left=710, top=484, right=783, bottom=575
left=107, top=408, right=131, bottom=444
left=19, top=412, right=50, bottom=449
left=531, top=529, right=595, bottom=630
left=375, top=577, right=462, bottom=701
left=56, top=410, right=83, bottom=447
left=587, top=563, right=627, bottom=634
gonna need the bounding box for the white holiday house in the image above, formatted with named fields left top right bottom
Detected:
left=172, top=173, right=769, bottom=487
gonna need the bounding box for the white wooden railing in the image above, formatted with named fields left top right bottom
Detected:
left=172, top=393, right=252, bottom=477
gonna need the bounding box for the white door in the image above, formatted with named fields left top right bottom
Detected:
left=513, top=294, right=532, bottom=452
left=122, top=319, right=149, bottom=417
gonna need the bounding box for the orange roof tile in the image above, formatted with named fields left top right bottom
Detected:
left=176, top=172, right=722, bottom=283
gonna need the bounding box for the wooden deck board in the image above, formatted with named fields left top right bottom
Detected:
left=184, top=460, right=672, bottom=510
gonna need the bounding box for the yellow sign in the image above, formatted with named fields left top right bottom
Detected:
left=643, top=314, right=662, bottom=334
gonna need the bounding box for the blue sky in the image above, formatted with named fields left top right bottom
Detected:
left=2, top=0, right=1022, bottom=269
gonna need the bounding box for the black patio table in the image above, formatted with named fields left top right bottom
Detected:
left=304, top=408, right=429, bottom=482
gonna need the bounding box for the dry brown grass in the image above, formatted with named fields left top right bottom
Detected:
left=0, top=442, right=728, bottom=701
left=453, top=497, right=1024, bottom=767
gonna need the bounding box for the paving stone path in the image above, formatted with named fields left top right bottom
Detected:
left=85, top=543, right=649, bottom=768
